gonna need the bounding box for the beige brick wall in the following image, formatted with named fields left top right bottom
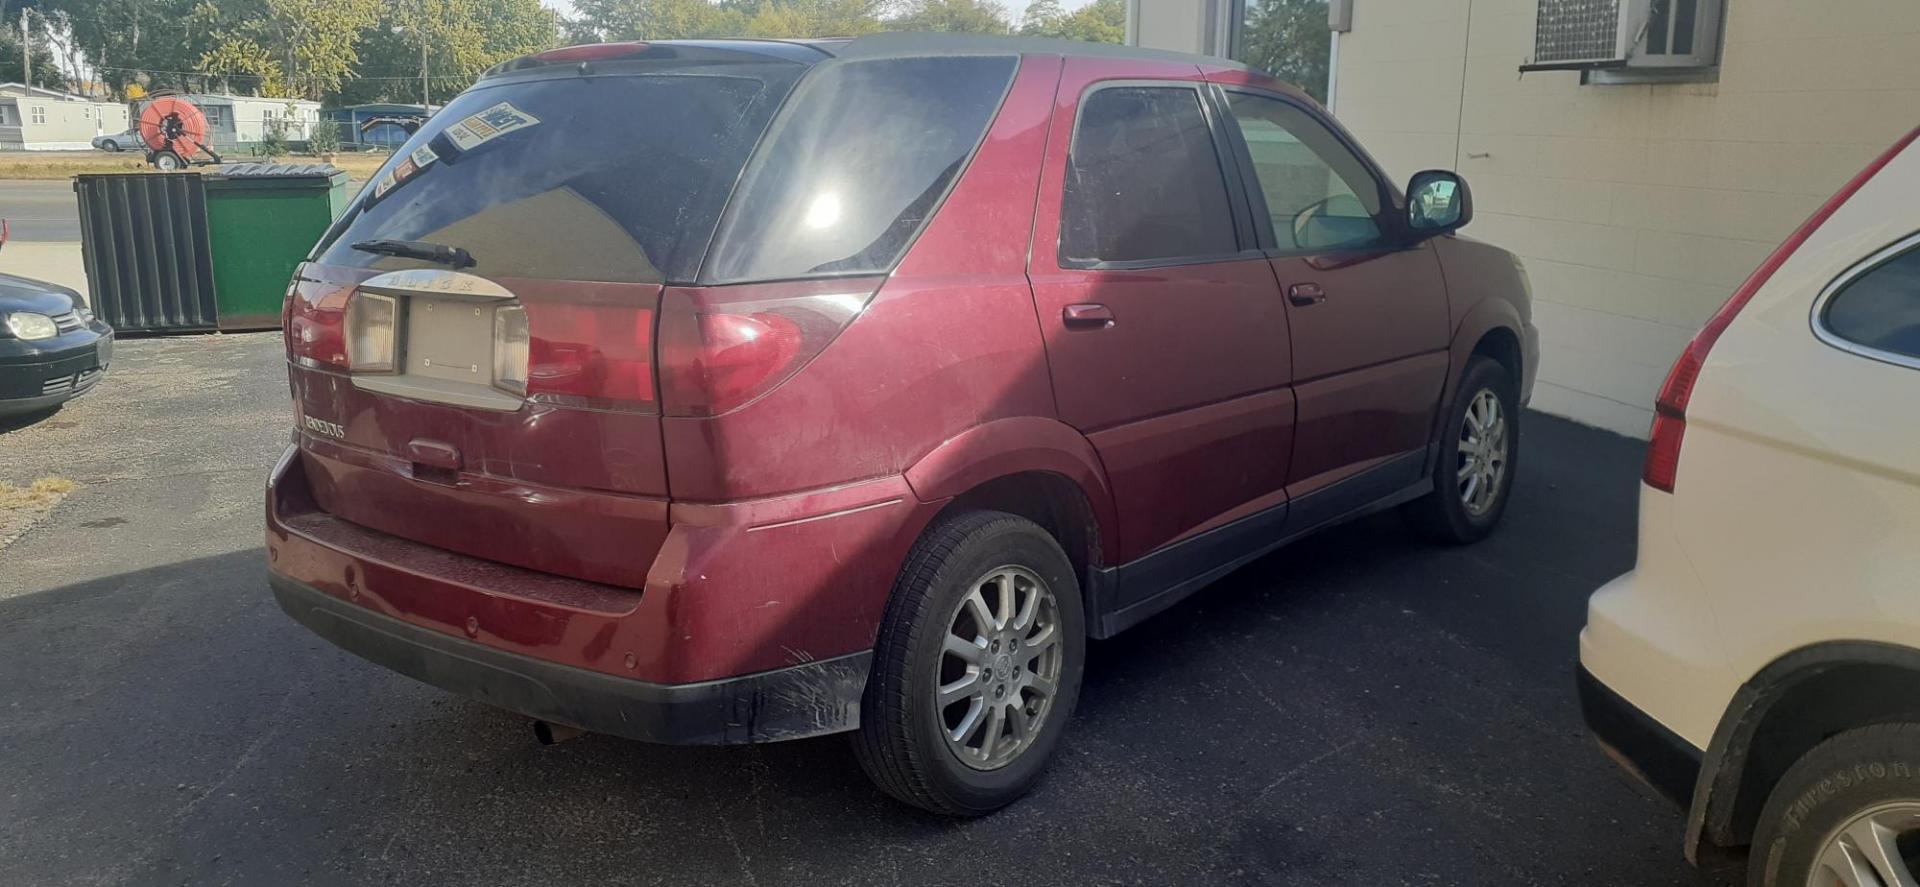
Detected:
left=1334, top=0, right=1920, bottom=436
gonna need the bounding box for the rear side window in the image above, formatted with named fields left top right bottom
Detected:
left=701, top=55, right=1018, bottom=285
left=1061, top=86, right=1239, bottom=266
left=1821, top=242, right=1920, bottom=362
left=313, top=66, right=800, bottom=284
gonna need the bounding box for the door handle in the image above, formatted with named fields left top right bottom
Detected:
left=1288, top=283, right=1327, bottom=306
left=1063, top=303, right=1115, bottom=329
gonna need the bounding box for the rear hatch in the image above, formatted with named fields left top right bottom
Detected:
left=285, top=45, right=810, bottom=587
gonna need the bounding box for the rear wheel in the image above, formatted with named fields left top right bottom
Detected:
left=1403, top=355, right=1519, bottom=544
left=101, top=140, right=121, bottom=152
left=852, top=510, right=1085, bottom=816
left=1750, top=724, right=1920, bottom=887
left=151, top=150, right=185, bottom=171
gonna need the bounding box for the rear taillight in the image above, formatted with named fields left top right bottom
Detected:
left=657, top=285, right=874, bottom=417
left=1644, top=125, right=1920, bottom=492
left=520, top=301, right=655, bottom=408
left=344, top=292, right=398, bottom=373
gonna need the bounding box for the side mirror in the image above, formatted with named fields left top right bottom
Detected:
left=1406, top=170, right=1472, bottom=235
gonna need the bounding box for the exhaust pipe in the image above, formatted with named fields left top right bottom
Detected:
left=533, top=720, right=588, bottom=745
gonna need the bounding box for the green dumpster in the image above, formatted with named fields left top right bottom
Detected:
left=202, top=163, right=349, bottom=331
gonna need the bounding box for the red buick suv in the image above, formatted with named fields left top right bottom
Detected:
left=268, top=33, right=1537, bottom=815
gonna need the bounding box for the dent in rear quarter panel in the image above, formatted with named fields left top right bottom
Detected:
left=1430, top=234, right=1534, bottom=408
left=641, top=55, right=1068, bottom=675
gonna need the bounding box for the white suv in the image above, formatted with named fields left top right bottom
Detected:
left=1581, top=125, right=1920, bottom=887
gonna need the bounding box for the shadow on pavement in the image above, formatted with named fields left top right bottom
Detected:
left=0, top=403, right=63, bottom=435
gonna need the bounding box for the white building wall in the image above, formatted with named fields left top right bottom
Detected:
left=1134, top=0, right=1230, bottom=57
left=1334, top=0, right=1920, bottom=436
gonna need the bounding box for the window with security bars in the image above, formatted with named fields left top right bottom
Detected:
left=1524, top=0, right=1722, bottom=74
left=1535, top=0, right=1622, bottom=65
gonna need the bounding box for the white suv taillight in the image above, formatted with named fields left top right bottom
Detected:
left=344, top=292, right=397, bottom=373
left=1644, top=125, right=1920, bottom=492
left=493, top=305, right=529, bottom=395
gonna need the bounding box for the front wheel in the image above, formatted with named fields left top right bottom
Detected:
left=852, top=510, right=1086, bottom=816
left=1750, top=724, right=1920, bottom=887
left=1403, top=355, right=1519, bottom=544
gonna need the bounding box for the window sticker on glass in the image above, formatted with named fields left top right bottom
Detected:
left=444, top=101, right=541, bottom=153
left=371, top=143, right=441, bottom=201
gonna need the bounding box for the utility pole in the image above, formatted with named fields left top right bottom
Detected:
left=20, top=8, right=28, bottom=90
left=418, top=0, right=430, bottom=109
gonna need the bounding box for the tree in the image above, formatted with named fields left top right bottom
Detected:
left=0, top=22, right=65, bottom=89
left=729, top=0, right=890, bottom=38
left=196, top=0, right=382, bottom=99
left=338, top=0, right=559, bottom=105
left=568, top=0, right=734, bottom=41
left=1235, top=0, right=1329, bottom=100
left=891, top=0, right=1010, bottom=34
left=40, top=0, right=223, bottom=97
left=1017, top=0, right=1063, bottom=34
left=1019, top=0, right=1122, bottom=43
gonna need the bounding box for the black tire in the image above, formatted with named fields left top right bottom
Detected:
left=152, top=150, right=185, bottom=171
left=1402, top=355, right=1520, bottom=544
left=101, top=140, right=120, bottom=152
left=852, top=510, right=1086, bottom=816
left=1749, top=724, right=1920, bottom=887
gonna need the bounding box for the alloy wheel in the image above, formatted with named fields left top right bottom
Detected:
left=936, top=566, right=1063, bottom=771
left=1457, top=388, right=1509, bottom=517
left=1807, top=801, right=1920, bottom=887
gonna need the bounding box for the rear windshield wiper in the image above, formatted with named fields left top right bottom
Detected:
left=351, top=239, right=476, bottom=269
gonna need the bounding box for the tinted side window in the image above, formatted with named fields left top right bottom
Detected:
left=1822, top=244, right=1920, bottom=362
left=1224, top=92, right=1384, bottom=252
left=701, top=55, right=1017, bottom=285
left=1061, top=86, right=1239, bottom=266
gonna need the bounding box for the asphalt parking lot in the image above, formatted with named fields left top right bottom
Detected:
left=0, top=333, right=1739, bottom=886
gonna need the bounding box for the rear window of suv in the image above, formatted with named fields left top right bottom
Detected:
left=312, top=63, right=804, bottom=284
left=699, top=55, right=1018, bottom=285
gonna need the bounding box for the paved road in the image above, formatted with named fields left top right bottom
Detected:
left=0, top=180, right=81, bottom=243
left=0, top=334, right=1742, bottom=886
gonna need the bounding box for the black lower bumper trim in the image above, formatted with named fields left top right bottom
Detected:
left=271, top=573, right=870, bottom=745
left=1578, top=665, right=1703, bottom=809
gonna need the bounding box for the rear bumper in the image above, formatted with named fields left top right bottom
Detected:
left=1577, top=664, right=1702, bottom=809
left=266, top=442, right=938, bottom=741
left=272, top=571, right=869, bottom=744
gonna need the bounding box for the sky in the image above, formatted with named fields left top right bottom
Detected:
left=533, top=0, right=1090, bottom=26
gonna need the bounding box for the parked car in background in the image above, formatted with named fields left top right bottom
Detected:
left=0, top=221, right=114, bottom=418
left=1580, top=125, right=1920, bottom=887
left=267, top=34, right=1537, bottom=816
left=91, top=130, right=138, bottom=152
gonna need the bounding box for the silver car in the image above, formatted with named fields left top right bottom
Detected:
left=91, top=130, right=139, bottom=152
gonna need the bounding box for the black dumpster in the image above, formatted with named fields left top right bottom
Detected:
left=73, top=173, right=219, bottom=334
